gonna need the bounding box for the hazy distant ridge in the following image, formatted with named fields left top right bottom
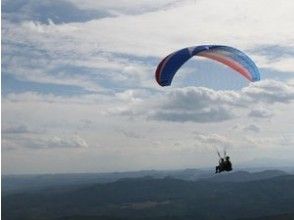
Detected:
left=2, top=169, right=289, bottom=194
left=3, top=171, right=294, bottom=220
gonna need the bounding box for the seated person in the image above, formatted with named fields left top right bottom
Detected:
left=215, top=156, right=233, bottom=173
left=223, top=156, right=232, bottom=171
left=215, top=158, right=225, bottom=173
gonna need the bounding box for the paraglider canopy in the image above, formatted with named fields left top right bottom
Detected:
left=155, top=45, right=260, bottom=86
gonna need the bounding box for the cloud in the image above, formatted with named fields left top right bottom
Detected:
left=2, top=0, right=294, bottom=174
left=2, top=0, right=112, bottom=24
left=118, top=129, right=143, bottom=139
left=242, top=80, right=294, bottom=104
left=279, top=135, right=294, bottom=146
left=157, top=80, right=293, bottom=122
left=248, top=108, right=273, bottom=118
left=47, top=135, right=88, bottom=148
left=250, top=45, right=294, bottom=61
left=3, top=0, right=294, bottom=72
left=244, top=135, right=294, bottom=148
left=158, top=87, right=240, bottom=110
left=70, top=0, right=294, bottom=59
left=151, top=106, right=234, bottom=123
left=2, top=0, right=294, bottom=99
left=2, top=91, right=111, bottom=105
left=2, top=38, right=154, bottom=94
left=111, top=86, right=239, bottom=123
left=149, top=87, right=239, bottom=122
left=243, top=124, right=261, bottom=133
left=194, top=133, right=232, bottom=147
left=2, top=124, right=29, bottom=134
left=69, top=0, right=179, bottom=14
left=3, top=80, right=293, bottom=125
left=250, top=45, right=294, bottom=73
left=3, top=134, right=88, bottom=150
left=115, top=89, right=147, bottom=103
left=1, top=139, right=19, bottom=151
left=115, top=80, right=294, bottom=123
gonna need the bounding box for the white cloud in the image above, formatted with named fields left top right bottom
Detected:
left=194, top=133, right=232, bottom=148
left=2, top=124, right=30, bottom=134
left=47, top=135, right=88, bottom=149
left=118, top=129, right=144, bottom=139
left=3, top=36, right=155, bottom=92
left=2, top=82, right=294, bottom=173
left=244, top=135, right=294, bottom=148
left=248, top=108, right=273, bottom=118
left=146, top=87, right=238, bottom=122
left=69, top=0, right=179, bottom=13
left=242, top=80, right=294, bottom=106
left=2, top=0, right=294, bottom=106
left=150, top=107, right=233, bottom=123
left=114, top=80, right=294, bottom=123
left=243, top=124, right=261, bottom=133
left=2, top=0, right=294, bottom=173
left=253, top=54, right=294, bottom=73
left=2, top=134, right=88, bottom=150
left=3, top=0, right=294, bottom=86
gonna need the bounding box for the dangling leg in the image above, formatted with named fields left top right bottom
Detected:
left=219, top=165, right=224, bottom=173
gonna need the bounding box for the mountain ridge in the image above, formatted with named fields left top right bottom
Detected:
left=3, top=173, right=294, bottom=220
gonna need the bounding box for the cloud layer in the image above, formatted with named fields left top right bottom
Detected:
left=2, top=0, right=294, bottom=97
left=114, top=80, right=294, bottom=123
left=2, top=0, right=294, bottom=174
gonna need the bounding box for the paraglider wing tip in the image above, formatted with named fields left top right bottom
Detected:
left=159, top=80, right=171, bottom=87
left=252, top=74, right=261, bottom=82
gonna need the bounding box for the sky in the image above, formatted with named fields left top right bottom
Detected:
left=2, top=0, right=294, bottom=174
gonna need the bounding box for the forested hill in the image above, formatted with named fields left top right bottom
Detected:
left=2, top=169, right=289, bottom=194
left=3, top=172, right=294, bottom=220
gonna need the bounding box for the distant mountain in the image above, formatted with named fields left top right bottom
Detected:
left=3, top=174, right=294, bottom=220
left=204, top=170, right=287, bottom=182
left=2, top=168, right=290, bottom=195
left=2, top=169, right=207, bottom=194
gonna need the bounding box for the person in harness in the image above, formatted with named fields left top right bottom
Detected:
left=215, top=151, right=233, bottom=173
left=224, top=156, right=232, bottom=171
left=215, top=157, right=225, bottom=173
